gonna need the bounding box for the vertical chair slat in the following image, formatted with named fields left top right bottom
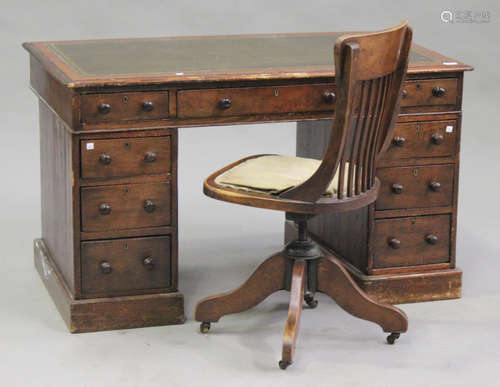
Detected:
left=355, top=80, right=373, bottom=194
left=369, top=73, right=392, bottom=186
left=363, top=76, right=384, bottom=190
left=360, top=78, right=379, bottom=192
left=357, top=79, right=375, bottom=193
left=348, top=81, right=368, bottom=197
left=367, top=74, right=389, bottom=187
left=337, top=153, right=345, bottom=199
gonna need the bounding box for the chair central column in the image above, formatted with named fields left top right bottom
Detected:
left=283, top=213, right=321, bottom=308
left=284, top=213, right=321, bottom=261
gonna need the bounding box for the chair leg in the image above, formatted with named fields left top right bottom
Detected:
left=280, top=259, right=306, bottom=370
left=317, top=255, right=408, bottom=338
left=194, top=253, right=287, bottom=328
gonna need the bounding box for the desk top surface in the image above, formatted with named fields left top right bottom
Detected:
left=24, top=32, right=472, bottom=89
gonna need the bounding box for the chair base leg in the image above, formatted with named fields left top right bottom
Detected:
left=280, top=260, right=305, bottom=368
left=317, top=255, right=408, bottom=335
left=194, top=252, right=287, bottom=324
left=194, top=218, right=408, bottom=369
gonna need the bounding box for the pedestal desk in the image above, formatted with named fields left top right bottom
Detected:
left=23, top=33, right=472, bottom=333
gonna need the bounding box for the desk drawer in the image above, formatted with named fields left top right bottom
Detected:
left=401, top=78, right=457, bottom=108
left=382, top=120, right=457, bottom=161
left=373, top=215, right=450, bottom=268
left=376, top=164, right=454, bottom=210
left=81, top=136, right=172, bottom=179
left=177, top=84, right=335, bottom=118
left=81, top=182, right=171, bottom=232
left=81, top=236, right=171, bottom=296
left=82, top=91, right=169, bottom=124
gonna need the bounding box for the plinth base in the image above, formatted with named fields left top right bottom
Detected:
left=34, top=239, right=185, bottom=333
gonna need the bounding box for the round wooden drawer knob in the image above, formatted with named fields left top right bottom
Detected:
left=143, top=256, right=155, bottom=270
left=322, top=91, right=336, bottom=104
left=401, top=89, right=408, bottom=99
left=393, top=136, right=406, bottom=147
left=425, top=234, right=438, bottom=245
left=98, top=203, right=111, bottom=215
left=219, top=98, right=232, bottom=109
left=391, top=183, right=404, bottom=194
left=143, top=200, right=156, bottom=213
left=388, top=238, right=401, bottom=249
left=429, top=181, right=441, bottom=192
left=100, top=261, right=112, bottom=274
left=142, top=101, right=154, bottom=112
left=431, top=133, right=444, bottom=145
left=99, top=153, right=112, bottom=165
left=144, top=151, right=157, bottom=162
left=98, top=103, right=111, bottom=114
left=432, top=87, right=446, bottom=97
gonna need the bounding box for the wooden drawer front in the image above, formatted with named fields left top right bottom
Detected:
left=401, top=78, right=457, bottom=108
left=382, top=120, right=457, bottom=160
left=376, top=164, right=454, bottom=210
left=81, top=136, right=171, bottom=179
left=81, top=182, right=171, bottom=232
left=373, top=215, right=450, bottom=268
left=177, top=83, right=335, bottom=118
left=82, top=91, right=169, bottom=124
left=82, top=236, right=171, bottom=296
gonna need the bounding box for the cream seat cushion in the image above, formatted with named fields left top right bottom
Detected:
left=215, top=155, right=352, bottom=197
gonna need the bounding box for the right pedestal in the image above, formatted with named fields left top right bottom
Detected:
left=294, top=108, right=463, bottom=304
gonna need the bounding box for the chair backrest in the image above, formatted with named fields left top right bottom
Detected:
left=281, top=21, right=412, bottom=202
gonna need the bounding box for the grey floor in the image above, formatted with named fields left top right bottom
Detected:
left=2, top=224, right=500, bottom=387
left=2, top=0, right=500, bottom=386
left=1, top=124, right=500, bottom=387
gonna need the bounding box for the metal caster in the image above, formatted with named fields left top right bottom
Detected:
left=386, top=332, right=400, bottom=345
left=200, top=322, right=211, bottom=333
left=304, top=292, right=318, bottom=309
left=279, top=360, right=291, bottom=370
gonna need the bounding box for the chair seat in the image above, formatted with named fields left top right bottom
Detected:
left=214, top=155, right=348, bottom=196
left=204, top=154, right=378, bottom=214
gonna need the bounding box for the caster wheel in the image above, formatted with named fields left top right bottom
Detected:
left=200, top=322, right=211, bottom=333
left=304, top=293, right=318, bottom=309
left=386, top=332, right=400, bottom=345
left=279, top=360, right=291, bottom=370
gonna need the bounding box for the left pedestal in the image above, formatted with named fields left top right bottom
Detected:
left=33, top=100, right=184, bottom=333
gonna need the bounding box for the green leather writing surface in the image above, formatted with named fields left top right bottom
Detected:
left=49, top=34, right=435, bottom=77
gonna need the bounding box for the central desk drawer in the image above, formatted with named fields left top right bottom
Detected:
left=373, top=215, right=451, bottom=269
left=376, top=164, right=454, bottom=210
left=382, top=120, right=457, bottom=161
left=81, top=236, right=171, bottom=296
left=82, top=91, right=169, bottom=124
left=81, top=182, right=171, bottom=232
left=81, top=136, right=172, bottom=179
left=177, top=84, right=336, bottom=118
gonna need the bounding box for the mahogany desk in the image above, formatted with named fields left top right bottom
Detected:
left=23, top=33, right=472, bottom=333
